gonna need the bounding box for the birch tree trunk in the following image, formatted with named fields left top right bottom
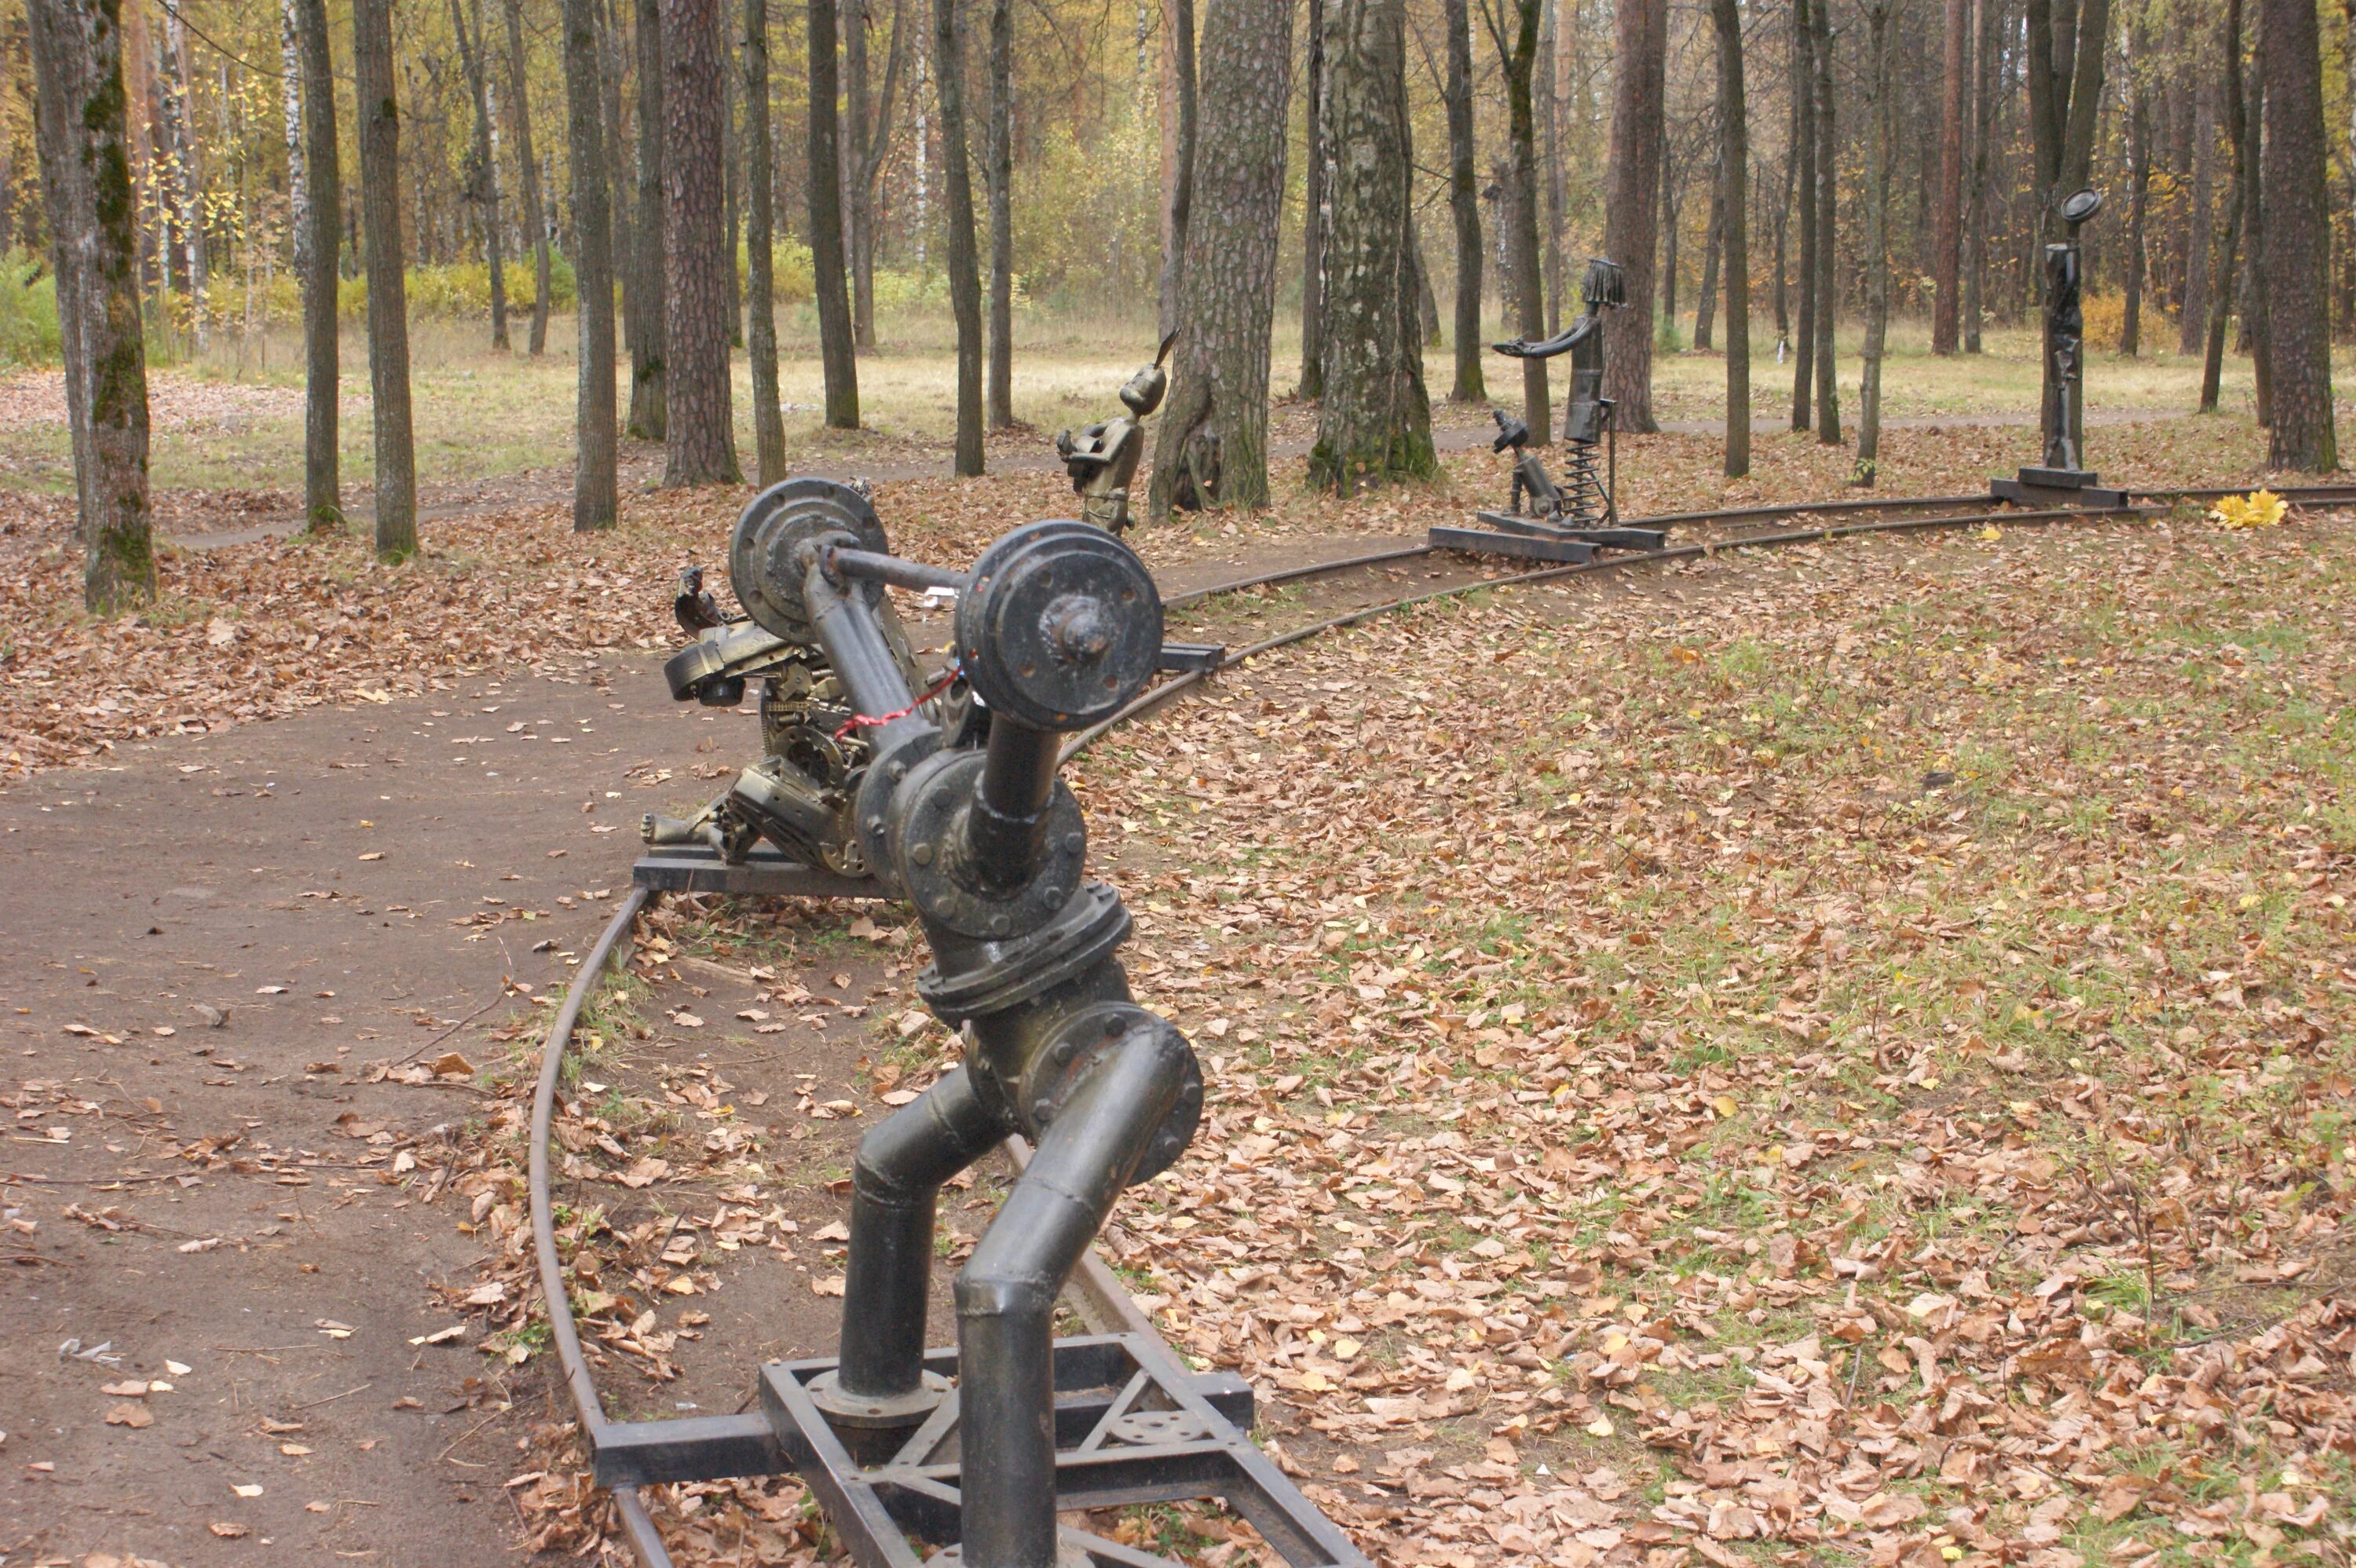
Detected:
left=294, top=0, right=341, bottom=528
left=562, top=0, right=619, bottom=528
left=1442, top=0, right=1483, bottom=401
left=1308, top=0, right=1432, bottom=492
left=808, top=0, right=860, bottom=427
left=353, top=0, right=418, bottom=557
left=502, top=0, right=551, bottom=353
left=660, top=0, right=741, bottom=484
left=744, top=0, right=786, bottom=479
left=931, top=0, right=985, bottom=474
left=1145, top=0, right=1290, bottom=519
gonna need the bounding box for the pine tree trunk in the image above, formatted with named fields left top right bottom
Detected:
left=29, top=0, right=155, bottom=610
left=1145, top=0, right=1289, bottom=520
left=744, top=0, right=787, bottom=480
left=1710, top=0, right=1748, bottom=476
left=1853, top=0, right=1893, bottom=486
left=1308, top=0, right=1432, bottom=492
left=1789, top=0, right=1814, bottom=426
left=2260, top=0, right=2336, bottom=468
left=353, top=0, right=417, bottom=557
left=660, top=0, right=740, bottom=484
left=1155, top=0, right=1196, bottom=342
left=503, top=0, right=551, bottom=353
left=294, top=0, right=341, bottom=528
left=629, top=0, right=668, bottom=439
left=808, top=0, right=860, bottom=428
left=1601, top=0, right=1663, bottom=433
left=562, top=0, right=620, bottom=527
left=2201, top=0, right=2246, bottom=412
left=1502, top=0, right=1549, bottom=437
left=722, top=53, right=740, bottom=345
left=452, top=0, right=509, bottom=349
left=1442, top=0, right=1482, bottom=401
left=931, top=0, right=984, bottom=474
left=1930, top=0, right=1964, bottom=353
left=985, top=0, right=1013, bottom=427
left=1298, top=0, right=1326, bottom=399
left=1809, top=0, right=1838, bottom=443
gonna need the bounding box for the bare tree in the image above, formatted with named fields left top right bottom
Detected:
left=2201, top=0, right=2247, bottom=413
left=28, top=0, right=153, bottom=610
left=1156, top=0, right=1197, bottom=341
left=1488, top=0, right=1549, bottom=436
left=1964, top=0, right=1998, bottom=351
left=986, top=0, right=1014, bottom=426
left=598, top=0, right=635, bottom=352
left=2180, top=70, right=2215, bottom=356
left=845, top=0, right=905, bottom=349
left=1601, top=0, right=1663, bottom=433
left=2260, top=0, right=2336, bottom=468
left=1442, top=0, right=1483, bottom=401
left=451, top=0, right=510, bottom=349
left=1853, top=0, right=1895, bottom=485
left=1299, top=0, right=1326, bottom=399
left=660, top=0, right=741, bottom=484
left=1789, top=0, right=1814, bottom=426
left=744, top=0, right=786, bottom=479
left=809, top=0, right=860, bottom=427
left=502, top=0, right=551, bottom=354
left=353, top=0, right=418, bottom=557
left=1930, top=0, right=1965, bottom=353
left=562, top=0, right=619, bottom=527
left=1146, top=0, right=1291, bottom=519
left=1710, top=0, right=1748, bottom=476
left=629, top=0, right=667, bottom=438
left=1808, top=0, right=1838, bottom=443
left=2121, top=38, right=2149, bottom=356
left=293, top=0, right=340, bottom=528
left=1309, top=0, right=1432, bottom=490
left=931, top=0, right=985, bottom=473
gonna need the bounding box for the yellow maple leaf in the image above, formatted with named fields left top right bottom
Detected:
left=2208, top=488, right=2289, bottom=530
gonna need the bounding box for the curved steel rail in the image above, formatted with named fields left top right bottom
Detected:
left=536, top=476, right=2350, bottom=1564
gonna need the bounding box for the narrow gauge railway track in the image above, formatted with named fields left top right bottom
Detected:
left=535, top=477, right=2349, bottom=1568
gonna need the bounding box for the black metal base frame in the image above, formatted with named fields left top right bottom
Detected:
left=1430, top=514, right=1671, bottom=565
left=591, top=1332, right=1369, bottom=1568
left=631, top=845, right=880, bottom=901
left=1992, top=467, right=2130, bottom=511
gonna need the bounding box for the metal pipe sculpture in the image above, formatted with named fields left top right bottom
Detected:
left=597, top=480, right=1365, bottom=1568
left=1992, top=188, right=2127, bottom=509
left=1429, top=260, right=1669, bottom=561
left=1053, top=334, right=1176, bottom=535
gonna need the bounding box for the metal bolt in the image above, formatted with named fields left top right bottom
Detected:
left=910, top=842, right=935, bottom=865
left=888, top=760, right=906, bottom=781
left=1063, top=832, right=1085, bottom=853
left=990, top=915, right=1011, bottom=934
left=1034, top=1104, right=1056, bottom=1127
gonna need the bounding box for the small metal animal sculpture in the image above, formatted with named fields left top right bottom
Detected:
left=1053, top=333, right=1176, bottom=534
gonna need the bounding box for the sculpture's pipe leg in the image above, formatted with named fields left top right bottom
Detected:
left=836, top=1068, right=1006, bottom=1400
left=953, top=1029, right=1191, bottom=1568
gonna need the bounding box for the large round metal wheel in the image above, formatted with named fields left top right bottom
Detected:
left=954, top=520, right=1162, bottom=731
left=728, top=478, right=891, bottom=644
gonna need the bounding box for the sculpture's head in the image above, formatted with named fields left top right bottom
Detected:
left=1582, top=258, right=1628, bottom=313
left=2058, top=186, right=2103, bottom=234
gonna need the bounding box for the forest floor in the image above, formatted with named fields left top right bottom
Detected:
left=2, top=341, right=2351, bottom=1568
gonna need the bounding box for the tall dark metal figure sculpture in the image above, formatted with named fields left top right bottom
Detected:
left=1993, top=189, right=2127, bottom=510
left=600, top=481, right=1366, bottom=1568
left=1429, top=260, right=1669, bottom=562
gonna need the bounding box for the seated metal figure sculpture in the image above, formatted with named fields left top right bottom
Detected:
left=1992, top=188, right=2127, bottom=510
left=596, top=480, right=1366, bottom=1568
left=1428, top=259, right=1667, bottom=561
left=1052, top=334, right=1176, bottom=534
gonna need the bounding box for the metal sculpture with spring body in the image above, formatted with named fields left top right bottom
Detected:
left=594, top=481, right=1366, bottom=1568
left=1429, top=260, right=1670, bottom=562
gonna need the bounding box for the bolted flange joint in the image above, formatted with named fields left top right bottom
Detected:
left=956, top=520, right=1163, bottom=731
left=1013, top=1002, right=1202, bottom=1186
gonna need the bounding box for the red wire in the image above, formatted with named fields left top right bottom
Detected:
left=834, top=666, right=962, bottom=741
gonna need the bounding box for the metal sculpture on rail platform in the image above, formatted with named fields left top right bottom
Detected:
left=603, top=479, right=1366, bottom=1568
left=1992, top=188, right=2127, bottom=510
left=1431, top=258, right=1669, bottom=562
